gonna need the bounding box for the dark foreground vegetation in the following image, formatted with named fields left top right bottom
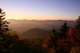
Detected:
left=0, top=8, right=80, bottom=53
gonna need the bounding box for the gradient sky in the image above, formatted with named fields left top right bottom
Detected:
left=0, top=0, right=80, bottom=20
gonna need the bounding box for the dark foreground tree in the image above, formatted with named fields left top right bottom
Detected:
left=74, top=16, right=80, bottom=46
left=76, top=16, right=80, bottom=28
left=0, top=8, right=45, bottom=53
left=0, top=8, right=19, bottom=53
left=0, top=8, right=10, bottom=36
left=59, top=22, right=69, bottom=38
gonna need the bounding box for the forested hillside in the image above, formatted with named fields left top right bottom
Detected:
left=0, top=8, right=80, bottom=53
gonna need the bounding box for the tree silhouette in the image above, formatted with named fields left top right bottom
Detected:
left=59, top=22, right=69, bottom=38
left=0, top=8, right=19, bottom=53
left=49, top=28, right=58, bottom=48
left=76, top=16, right=80, bottom=28
left=74, top=16, right=80, bottom=46
left=0, top=8, right=10, bottom=36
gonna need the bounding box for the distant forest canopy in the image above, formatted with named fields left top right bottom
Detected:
left=0, top=8, right=80, bottom=53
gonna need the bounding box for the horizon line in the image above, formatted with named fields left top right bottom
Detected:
left=6, top=19, right=76, bottom=21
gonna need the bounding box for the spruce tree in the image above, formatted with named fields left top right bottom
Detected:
left=74, top=16, right=80, bottom=46
left=76, top=16, right=80, bottom=28
left=59, top=22, right=69, bottom=38
left=0, top=8, right=19, bottom=53
left=0, top=8, right=12, bottom=53
left=50, top=28, right=57, bottom=48
left=0, top=8, right=9, bottom=36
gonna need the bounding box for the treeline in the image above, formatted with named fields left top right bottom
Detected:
left=42, top=16, right=80, bottom=53
left=0, top=8, right=80, bottom=53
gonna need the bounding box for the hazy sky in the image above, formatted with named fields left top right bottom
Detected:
left=0, top=0, right=80, bottom=20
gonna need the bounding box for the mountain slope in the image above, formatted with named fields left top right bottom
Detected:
left=20, top=28, right=49, bottom=39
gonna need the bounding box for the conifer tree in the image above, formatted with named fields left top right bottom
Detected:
left=0, top=8, right=20, bottom=53
left=76, top=16, right=80, bottom=28
left=74, top=16, right=80, bottom=46
left=0, top=8, right=9, bottom=36
left=59, top=22, right=69, bottom=38
left=0, top=8, right=12, bottom=53
left=50, top=28, right=57, bottom=48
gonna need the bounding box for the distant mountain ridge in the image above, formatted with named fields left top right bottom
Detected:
left=8, top=19, right=76, bottom=33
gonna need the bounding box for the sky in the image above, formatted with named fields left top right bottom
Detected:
left=0, top=0, right=80, bottom=20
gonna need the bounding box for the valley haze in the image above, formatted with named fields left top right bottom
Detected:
left=8, top=19, right=75, bottom=31
left=7, top=19, right=76, bottom=39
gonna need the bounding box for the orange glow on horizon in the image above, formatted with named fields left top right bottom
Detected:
left=6, top=13, right=59, bottom=20
left=5, top=12, right=76, bottom=20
